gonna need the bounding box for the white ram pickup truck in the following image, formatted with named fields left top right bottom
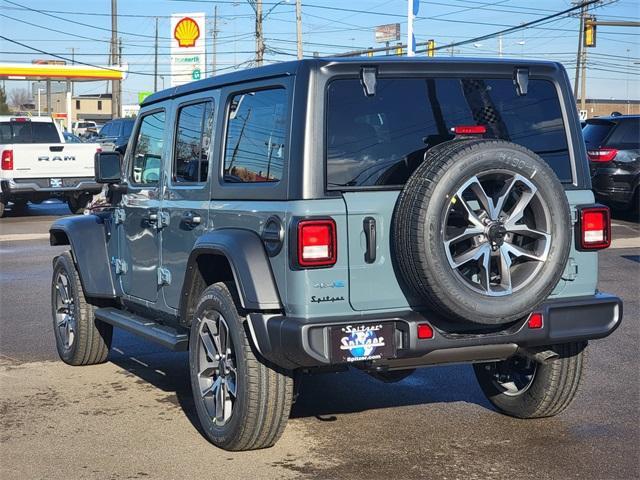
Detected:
left=0, top=116, right=102, bottom=217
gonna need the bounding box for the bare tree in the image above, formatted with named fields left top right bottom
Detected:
left=8, top=88, right=32, bottom=109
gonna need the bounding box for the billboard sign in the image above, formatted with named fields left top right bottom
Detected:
left=375, top=23, right=400, bottom=43
left=170, top=13, right=206, bottom=87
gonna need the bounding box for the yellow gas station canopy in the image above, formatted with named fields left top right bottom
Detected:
left=0, top=62, right=125, bottom=81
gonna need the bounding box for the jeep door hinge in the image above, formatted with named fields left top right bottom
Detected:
left=112, top=257, right=128, bottom=275
left=157, top=211, right=170, bottom=230
left=157, top=267, right=172, bottom=286
left=113, top=208, right=126, bottom=225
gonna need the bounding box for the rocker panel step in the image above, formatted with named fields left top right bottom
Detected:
left=95, top=307, right=189, bottom=351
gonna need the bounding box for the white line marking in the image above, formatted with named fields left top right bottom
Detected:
left=610, top=237, right=640, bottom=249
left=0, top=233, right=50, bottom=242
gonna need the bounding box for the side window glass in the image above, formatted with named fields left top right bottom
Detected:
left=174, top=101, right=214, bottom=183
left=223, top=88, right=287, bottom=183
left=130, top=111, right=165, bottom=185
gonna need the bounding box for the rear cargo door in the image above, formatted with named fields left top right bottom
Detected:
left=327, top=74, right=587, bottom=311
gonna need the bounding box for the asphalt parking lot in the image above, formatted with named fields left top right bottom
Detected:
left=1, top=201, right=638, bottom=480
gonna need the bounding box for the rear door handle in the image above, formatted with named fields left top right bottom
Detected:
left=363, top=216, right=376, bottom=264
left=182, top=211, right=202, bottom=226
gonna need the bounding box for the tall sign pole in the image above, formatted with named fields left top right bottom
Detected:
left=407, top=0, right=418, bottom=56
left=212, top=5, right=218, bottom=75
left=154, top=17, right=158, bottom=92
left=111, top=0, right=120, bottom=119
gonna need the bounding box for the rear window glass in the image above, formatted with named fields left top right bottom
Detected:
left=123, top=120, right=135, bottom=137
left=0, top=121, right=60, bottom=144
left=326, top=78, right=572, bottom=188
left=583, top=122, right=614, bottom=149
left=604, top=119, right=640, bottom=149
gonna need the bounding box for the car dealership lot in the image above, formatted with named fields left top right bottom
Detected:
left=1, top=203, right=638, bottom=480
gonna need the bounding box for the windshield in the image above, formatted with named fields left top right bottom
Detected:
left=326, top=77, right=572, bottom=188
left=0, top=121, right=60, bottom=144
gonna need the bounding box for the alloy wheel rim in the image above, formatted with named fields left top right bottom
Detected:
left=196, top=312, right=237, bottom=426
left=442, top=170, right=551, bottom=297
left=54, top=272, right=76, bottom=350
left=485, top=355, right=538, bottom=396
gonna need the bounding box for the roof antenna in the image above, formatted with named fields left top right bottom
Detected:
left=360, top=67, right=377, bottom=97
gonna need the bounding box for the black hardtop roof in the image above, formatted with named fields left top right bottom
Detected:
left=141, top=56, right=564, bottom=107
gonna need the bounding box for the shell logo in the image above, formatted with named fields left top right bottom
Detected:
left=174, top=17, right=200, bottom=48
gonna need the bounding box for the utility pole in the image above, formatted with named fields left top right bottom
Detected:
left=111, top=0, right=120, bottom=119
left=580, top=38, right=588, bottom=113
left=212, top=6, right=218, bottom=76
left=573, top=1, right=586, bottom=100
left=295, top=0, right=303, bottom=60
left=255, top=0, right=264, bottom=66
left=154, top=17, right=158, bottom=92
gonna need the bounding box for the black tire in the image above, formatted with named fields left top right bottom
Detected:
left=67, top=193, right=92, bottom=214
left=473, top=342, right=587, bottom=418
left=368, top=369, right=415, bottom=383
left=393, top=139, right=571, bottom=325
left=0, top=199, right=5, bottom=218
left=189, top=282, right=293, bottom=451
left=51, top=252, right=113, bottom=365
left=11, top=199, right=28, bottom=214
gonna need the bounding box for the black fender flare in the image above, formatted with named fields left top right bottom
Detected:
left=180, top=229, right=282, bottom=319
left=50, top=214, right=116, bottom=299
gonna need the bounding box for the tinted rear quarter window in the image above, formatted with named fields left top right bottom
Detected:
left=326, top=77, right=572, bottom=188
left=223, top=88, right=287, bottom=183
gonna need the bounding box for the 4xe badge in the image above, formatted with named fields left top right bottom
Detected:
left=331, top=323, right=395, bottom=363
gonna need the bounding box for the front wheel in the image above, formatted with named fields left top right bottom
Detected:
left=189, top=283, right=293, bottom=451
left=67, top=193, right=93, bottom=214
left=51, top=252, right=113, bottom=365
left=473, top=342, right=586, bottom=418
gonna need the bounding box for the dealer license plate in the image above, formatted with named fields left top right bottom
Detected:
left=330, top=322, right=396, bottom=363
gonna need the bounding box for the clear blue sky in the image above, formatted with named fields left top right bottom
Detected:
left=1, top=0, right=638, bottom=105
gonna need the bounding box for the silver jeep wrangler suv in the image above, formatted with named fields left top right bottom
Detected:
left=50, top=58, right=622, bottom=451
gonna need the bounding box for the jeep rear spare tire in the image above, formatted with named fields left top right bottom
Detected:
left=393, top=139, right=571, bottom=325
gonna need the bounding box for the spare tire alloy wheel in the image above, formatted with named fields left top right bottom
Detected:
left=196, top=312, right=237, bottom=426
left=444, top=171, right=551, bottom=297
left=393, top=140, right=571, bottom=325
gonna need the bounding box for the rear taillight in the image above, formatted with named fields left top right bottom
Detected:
left=417, top=323, right=434, bottom=339
left=587, top=148, right=618, bottom=163
left=297, top=219, right=337, bottom=267
left=96, top=147, right=102, bottom=153
left=577, top=206, right=611, bottom=250
left=1, top=150, right=13, bottom=170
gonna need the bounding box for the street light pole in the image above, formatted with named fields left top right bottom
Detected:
left=37, top=88, right=43, bottom=117
left=295, top=0, right=302, bottom=59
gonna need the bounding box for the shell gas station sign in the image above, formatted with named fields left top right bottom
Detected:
left=170, top=13, right=206, bottom=87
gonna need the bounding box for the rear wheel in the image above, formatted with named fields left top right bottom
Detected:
left=473, top=342, right=586, bottom=418
left=0, top=198, right=5, bottom=218
left=189, top=283, right=293, bottom=451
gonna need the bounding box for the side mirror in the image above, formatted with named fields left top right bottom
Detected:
left=94, top=151, right=122, bottom=184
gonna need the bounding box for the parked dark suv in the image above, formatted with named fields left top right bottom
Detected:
left=49, top=58, right=622, bottom=451
left=95, top=117, right=135, bottom=154
left=584, top=115, right=639, bottom=211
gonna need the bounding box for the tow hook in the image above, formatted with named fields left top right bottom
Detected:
left=516, top=347, right=559, bottom=364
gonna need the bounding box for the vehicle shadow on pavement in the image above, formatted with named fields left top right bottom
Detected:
left=107, top=331, right=493, bottom=428
left=291, top=365, right=492, bottom=419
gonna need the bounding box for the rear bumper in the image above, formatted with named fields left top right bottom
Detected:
left=591, top=167, right=639, bottom=205
left=0, top=178, right=102, bottom=196
left=248, top=293, right=623, bottom=370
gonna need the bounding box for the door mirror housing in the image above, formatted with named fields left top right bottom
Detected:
left=95, top=151, right=122, bottom=184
